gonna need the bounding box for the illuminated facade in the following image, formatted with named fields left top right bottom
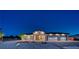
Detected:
left=47, top=33, right=68, bottom=42
left=20, top=31, right=69, bottom=42
left=20, top=34, right=33, bottom=41
left=47, top=34, right=58, bottom=42
left=33, top=31, right=46, bottom=42
left=60, top=34, right=67, bottom=41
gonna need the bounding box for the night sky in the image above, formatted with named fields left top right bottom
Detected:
left=0, top=10, right=79, bottom=36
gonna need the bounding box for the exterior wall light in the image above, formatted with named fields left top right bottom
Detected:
left=61, top=34, right=65, bottom=36
left=55, top=34, right=60, bottom=36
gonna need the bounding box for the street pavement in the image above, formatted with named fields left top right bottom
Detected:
left=0, top=41, right=79, bottom=49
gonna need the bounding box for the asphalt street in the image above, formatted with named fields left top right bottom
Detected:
left=0, top=41, right=79, bottom=49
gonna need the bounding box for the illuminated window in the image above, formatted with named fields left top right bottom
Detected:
left=36, top=35, right=44, bottom=40
left=27, top=35, right=33, bottom=39
left=23, top=34, right=27, bottom=37
left=27, top=36, right=31, bottom=38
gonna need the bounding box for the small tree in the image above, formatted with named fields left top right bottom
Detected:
left=0, top=32, right=4, bottom=40
left=18, top=34, right=25, bottom=40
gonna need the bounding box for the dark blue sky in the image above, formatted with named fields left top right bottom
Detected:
left=0, top=10, right=79, bottom=36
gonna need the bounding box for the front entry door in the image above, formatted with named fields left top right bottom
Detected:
left=36, top=35, right=44, bottom=42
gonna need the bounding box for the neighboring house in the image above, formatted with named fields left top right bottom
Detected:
left=69, top=34, right=79, bottom=41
